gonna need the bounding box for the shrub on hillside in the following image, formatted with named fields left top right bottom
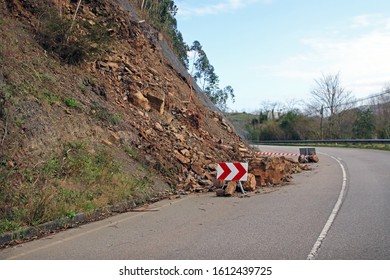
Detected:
left=37, top=11, right=111, bottom=64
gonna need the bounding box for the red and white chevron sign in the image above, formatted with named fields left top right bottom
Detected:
left=217, top=162, right=248, bottom=181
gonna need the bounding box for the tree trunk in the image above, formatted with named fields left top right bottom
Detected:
left=69, top=0, right=82, bottom=34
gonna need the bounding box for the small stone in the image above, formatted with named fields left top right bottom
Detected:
left=180, top=148, right=191, bottom=157
left=102, top=139, right=113, bottom=146
left=109, top=132, right=120, bottom=143
left=155, top=122, right=164, bottom=132
left=216, top=189, right=225, bottom=197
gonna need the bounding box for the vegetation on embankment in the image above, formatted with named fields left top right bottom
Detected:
left=0, top=142, right=159, bottom=234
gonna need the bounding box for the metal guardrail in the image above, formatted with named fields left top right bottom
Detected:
left=251, top=139, right=390, bottom=145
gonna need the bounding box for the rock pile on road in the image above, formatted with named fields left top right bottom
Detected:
left=216, top=155, right=310, bottom=196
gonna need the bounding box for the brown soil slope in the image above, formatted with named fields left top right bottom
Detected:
left=0, top=1, right=306, bottom=238
left=1, top=0, right=247, bottom=182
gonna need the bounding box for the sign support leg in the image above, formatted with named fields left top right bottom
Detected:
left=238, top=181, right=245, bottom=194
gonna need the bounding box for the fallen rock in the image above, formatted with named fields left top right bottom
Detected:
left=220, top=118, right=233, bottom=132
left=180, top=148, right=191, bottom=157
left=216, top=188, right=225, bottom=197
left=243, top=173, right=257, bottom=191
left=225, top=181, right=237, bottom=196
left=130, top=91, right=151, bottom=111
left=155, top=122, right=164, bottom=132
left=174, top=150, right=190, bottom=164
left=147, top=91, right=165, bottom=114
left=249, top=156, right=295, bottom=186
left=174, top=133, right=185, bottom=142
left=191, top=163, right=204, bottom=176
left=309, top=154, right=319, bottom=163
left=199, top=179, right=213, bottom=187
left=220, top=144, right=234, bottom=150
left=298, top=154, right=319, bottom=163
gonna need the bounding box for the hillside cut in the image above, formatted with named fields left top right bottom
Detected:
left=0, top=0, right=306, bottom=237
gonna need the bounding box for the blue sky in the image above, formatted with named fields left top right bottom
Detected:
left=175, top=0, right=390, bottom=112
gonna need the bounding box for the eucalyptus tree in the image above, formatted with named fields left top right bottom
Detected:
left=189, top=40, right=234, bottom=110
left=136, top=0, right=188, bottom=66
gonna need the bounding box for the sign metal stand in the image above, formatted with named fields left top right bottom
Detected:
left=217, top=162, right=248, bottom=196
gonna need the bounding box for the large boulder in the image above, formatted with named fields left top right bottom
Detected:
left=130, top=91, right=151, bottom=111
left=249, top=156, right=294, bottom=186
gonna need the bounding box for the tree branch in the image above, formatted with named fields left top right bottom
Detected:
left=69, top=0, right=82, bottom=34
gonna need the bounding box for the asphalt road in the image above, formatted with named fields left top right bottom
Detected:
left=0, top=146, right=389, bottom=260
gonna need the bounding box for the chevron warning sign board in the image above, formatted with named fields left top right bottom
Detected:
left=217, top=162, right=248, bottom=181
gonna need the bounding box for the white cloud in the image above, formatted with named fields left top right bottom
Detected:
left=258, top=14, right=390, bottom=97
left=177, top=0, right=271, bottom=17
left=350, top=14, right=390, bottom=30
left=351, top=14, right=380, bottom=28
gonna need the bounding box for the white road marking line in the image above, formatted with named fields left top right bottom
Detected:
left=307, top=153, right=348, bottom=260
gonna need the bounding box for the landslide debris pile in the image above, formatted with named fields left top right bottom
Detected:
left=0, top=0, right=309, bottom=235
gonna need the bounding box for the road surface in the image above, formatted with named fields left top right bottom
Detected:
left=0, top=146, right=389, bottom=259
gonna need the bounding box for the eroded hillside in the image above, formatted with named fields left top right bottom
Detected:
left=0, top=1, right=311, bottom=245
left=0, top=0, right=252, bottom=235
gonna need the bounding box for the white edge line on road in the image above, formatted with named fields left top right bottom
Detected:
left=307, top=153, right=348, bottom=260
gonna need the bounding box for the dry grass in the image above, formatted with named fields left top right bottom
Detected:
left=0, top=141, right=155, bottom=234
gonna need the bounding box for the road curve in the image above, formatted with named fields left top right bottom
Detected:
left=314, top=147, right=390, bottom=259
left=0, top=146, right=389, bottom=260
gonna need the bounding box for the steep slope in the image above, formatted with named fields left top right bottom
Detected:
left=0, top=0, right=250, bottom=237
left=0, top=1, right=309, bottom=246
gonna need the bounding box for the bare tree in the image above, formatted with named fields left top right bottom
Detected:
left=283, top=98, right=305, bottom=112
left=372, top=85, right=390, bottom=138
left=309, top=72, right=354, bottom=138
